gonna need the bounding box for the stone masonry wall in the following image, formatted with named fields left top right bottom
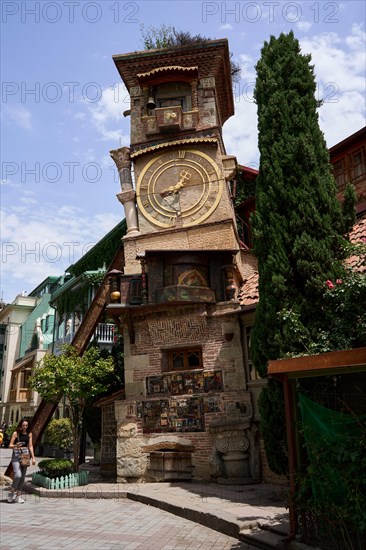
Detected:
left=122, top=221, right=239, bottom=275
left=115, top=306, right=252, bottom=481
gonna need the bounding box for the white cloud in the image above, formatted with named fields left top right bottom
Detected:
left=20, top=196, right=37, bottom=205
left=225, top=24, right=366, bottom=161
left=2, top=105, right=33, bottom=131
left=300, top=25, right=366, bottom=93
left=220, top=23, right=233, bottom=30
left=87, top=83, right=130, bottom=143
left=300, top=24, right=366, bottom=146
left=297, top=21, right=312, bottom=32
left=238, top=53, right=256, bottom=81
left=223, top=94, right=259, bottom=168
left=318, top=90, right=366, bottom=147
left=1, top=203, right=121, bottom=302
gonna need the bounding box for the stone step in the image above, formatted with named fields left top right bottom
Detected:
left=240, top=526, right=286, bottom=549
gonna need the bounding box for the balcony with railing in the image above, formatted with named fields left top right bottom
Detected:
left=9, top=388, right=31, bottom=402
left=95, top=323, right=115, bottom=344
left=53, top=323, right=115, bottom=353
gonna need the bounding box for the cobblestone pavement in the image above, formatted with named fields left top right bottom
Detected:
left=0, top=491, right=256, bottom=550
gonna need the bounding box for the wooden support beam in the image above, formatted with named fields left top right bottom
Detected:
left=283, top=376, right=298, bottom=536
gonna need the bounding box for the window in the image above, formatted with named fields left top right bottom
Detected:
left=169, top=348, right=202, bottom=371
left=153, top=82, right=192, bottom=114
left=10, top=375, right=17, bottom=390
left=158, top=97, right=184, bottom=109
left=129, top=276, right=142, bottom=304
left=351, top=149, right=365, bottom=181
left=244, top=325, right=259, bottom=381
left=333, top=160, right=347, bottom=191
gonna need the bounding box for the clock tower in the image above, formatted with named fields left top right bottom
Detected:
left=108, top=40, right=260, bottom=483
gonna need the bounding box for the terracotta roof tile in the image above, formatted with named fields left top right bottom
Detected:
left=238, top=271, right=259, bottom=307
left=345, top=215, right=366, bottom=273
left=349, top=215, right=366, bottom=244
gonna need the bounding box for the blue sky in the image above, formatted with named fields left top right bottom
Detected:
left=1, top=0, right=365, bottom=303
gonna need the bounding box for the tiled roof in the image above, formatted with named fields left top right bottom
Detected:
left=345, top=215, right=366, bottom=273
left=349, top=215, right=366, bottom=243
left=238, top=216, right=366, bottom=308
left=238, top=271, right=259, bottom=307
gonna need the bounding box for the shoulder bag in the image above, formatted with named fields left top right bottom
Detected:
left=19, top=448, right=31, bottom=467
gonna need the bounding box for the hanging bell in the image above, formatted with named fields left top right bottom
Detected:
left=147, top=95, right=156, bottom=110
left=147, top=87, right=156, bottom=110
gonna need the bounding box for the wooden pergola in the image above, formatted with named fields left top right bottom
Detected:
left=268, top=347, right=366, bottom=538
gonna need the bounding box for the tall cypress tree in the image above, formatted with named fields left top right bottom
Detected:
left=251, top=32, right=345, bottom=474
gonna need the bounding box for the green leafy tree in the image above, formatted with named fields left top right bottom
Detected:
left=342, top=183, right=357, bottom=235
left=43, top=418, right=73, bottom=450
left=82, top=334, right=125, bottom=446
left=250, top=32, right=347, bottom=474
left=30, top=345, right=114, bottom=472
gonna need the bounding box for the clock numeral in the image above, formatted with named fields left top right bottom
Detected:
left=178, top=150, right=186, bottom=159
left=157, top=158, right=163, bottom=165
left=142, top=199, right=149, bottom=208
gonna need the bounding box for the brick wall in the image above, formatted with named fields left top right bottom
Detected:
left=116, top=305, right=255, bottom=481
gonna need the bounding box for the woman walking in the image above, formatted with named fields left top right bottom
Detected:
left=7, top=419, right=36, bottom=503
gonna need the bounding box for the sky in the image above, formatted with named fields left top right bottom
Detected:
left=1, top=0, right=365, bottom=303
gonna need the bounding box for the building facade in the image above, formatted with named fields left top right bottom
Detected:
left=329, top=126, right=366, bottom=215
left=106, top=40, right=260, bottom=483
left=0, top=278, right=57, bottom=426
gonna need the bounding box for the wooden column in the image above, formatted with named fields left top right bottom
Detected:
left=283, top=375, right=298, bottom=536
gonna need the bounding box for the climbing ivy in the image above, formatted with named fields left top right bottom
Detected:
left=54, top=220, right=127, bottom=318
left=55, top=283, right=90, bottom=318
left=233, top=167, right=257, bottom=208
left=68, top=220, right=126, bottom=278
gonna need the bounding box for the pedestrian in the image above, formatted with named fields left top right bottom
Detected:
left=0, top=428, right=3, bottom=447
left=7, top=419, right=36, bottom=503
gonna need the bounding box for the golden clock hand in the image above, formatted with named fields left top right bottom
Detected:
left=160, top=181, right=183, bottom=196
left=160, top=170, right=192, bottom=196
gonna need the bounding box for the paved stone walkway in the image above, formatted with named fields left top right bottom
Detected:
left=0, top=493, right=255, bottom=550
left=1, top=449, right=317, bottom=549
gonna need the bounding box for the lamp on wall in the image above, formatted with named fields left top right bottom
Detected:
left=107, top=269, right=123, bottom=303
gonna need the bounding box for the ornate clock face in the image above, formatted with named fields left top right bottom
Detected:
left=136, top=149, right=223, bottom=228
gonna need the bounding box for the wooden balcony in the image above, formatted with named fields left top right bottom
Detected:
left=9, top=388, right=31, bottom=402
left=54, top=323, right=115, bottom=354
left=95, top=323, right=115, bottom=344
